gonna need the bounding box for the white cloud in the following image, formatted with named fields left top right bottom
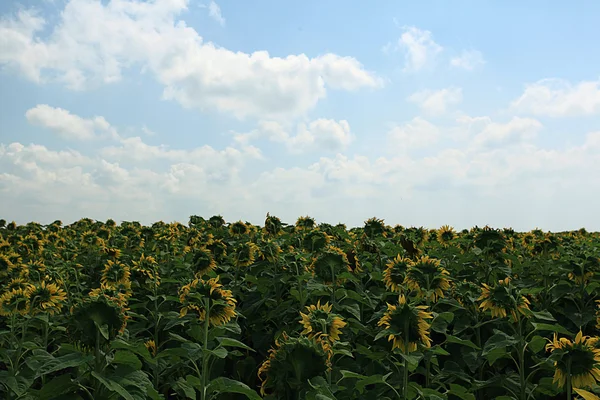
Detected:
left=388, top=117, right=440, bottom=151
left=510, top=78, right=600, bottom=117
left=208, top=1, right=225, bottom=26
left=407, top=87, right=463, bottom=115
left=472, top=117, right=543, bottom=148
left=450, top=50, right=485, bottom=70
left=234, top=119, right=353, bottom=153
left=25, top=104, right=119, bottom=141
left=397, top=26, right=443, bottom=72
left=0, top=1, right=382, bottom=120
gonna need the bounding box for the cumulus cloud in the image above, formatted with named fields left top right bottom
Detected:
left=510, top=78, right=600, bottom=117
left=397, top=26, right=443, bottom=72
left=25, top=104, right=119, bottom=140
left=450, top=50, right=485, bottom=70
left=407, top=87, right=463, bottom=115
left=207, top=1, right=225, bottom=26
left=234, top=119, right=353, bottom=153
left=387, top=117, right=440, bottom=151
left=0, top=1, right=382, bottom=120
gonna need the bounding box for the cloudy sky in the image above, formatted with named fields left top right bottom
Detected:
left=1, top=0, right=599, bottom=231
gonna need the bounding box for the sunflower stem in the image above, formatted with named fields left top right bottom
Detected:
left=200, top=298, right=211, bottom=400
left=566, top=357, right=572, bottom=400
left=402, top=319, right=410, bottom=400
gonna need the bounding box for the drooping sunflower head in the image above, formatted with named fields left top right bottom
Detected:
left=405, top=256, right=451, bottom=302
left=309, top=246, right=351, bottom=284
left=296, top=216, right=316, bottom=230
left=103, top=247, right=121, bottom=259
left=89, top=282, right=131, bottom=308
left=377, top=295, right=433, bottom=353
left=260, top=240, right=282, bottom=263
left=68, top=294, right=128, bottom=349
left=546, top=331, right=600, bottom=389
left=190, top=247, right=217, bottom=277
left=144, top=339, right=157, bottom=357
left=384, top=255, right=413, bottom=293
left=299, top=300, right=346, bottom=343
left=532, top=232, right=560, bottom=255
left=131, top=254, right=160, bottom=284
left=26, top=280, right=67, bottom=315
left=345, top=246, right=361, bottom=273
left=363, top=217, right=388, bottom=239
left=207, top=239, right=228, bottom=263
left=438, top=225, right=455, bottom=246
left=101, top=260, right=131, bottom=287
left=0, top=289, right=31, bottom=316
left=229, top=221, right=250, bottom=236
left=478, top=277, right=530, bottom=320
left=6, top=277, right=34, bottom=292
left=474, top=226, right=506, bottom=256
left=208, top=215, right=226, bottom=229
left=264, top=213, right=283, bottom=236
left=178, top=276, right=237, bottom=327
left=301, top=229, right=331, bottom=252
left=233, top=242, right=260, bottom=268
left=258, top=333, right=328, bottom=397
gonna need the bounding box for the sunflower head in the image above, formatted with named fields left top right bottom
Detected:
left=474, top=226, right=506, bottom=256
left=6, top=277, right=34, bottom=292
left=405, top=256, right=451, bottom=302
left=233, top=242, right=260, bottom=268
left=384, top=255, right=413, bottom=293
left=345, top=246, right=361, bottom=273
left=438, top=225, right=455, bottom=245
left=301, top=229, right=331, bottom=252
left=377, top=295, right=433, bottom=353
left=260, top=240, right=282, bottom=263
left=229, top=221, right=250, bottom=236
left=26, top=280, right=67, bottom=315
left=0, top=289, right=31, bottom=316
left=296, top=216, right=316, bottom=230
left=478, top=277, right=530, bottom=320
left=145, top=339, right=157, bottom=357
left=258, top=333, right=328, bottom=397
left=131, top=254, right=160, bottom=284
left=69, top=294, right=129, bottom=349
left=207, top=239, right=228, bottom=263
left=101, top=260, right=131, bottom=286
left=299, top=300, right=346, bottom=343
left=264, top=213, right=283, bottom=236
left=190, top=247, right=217, bottom=277
left=363, top=217, right=388, bottom=239
left=309, top=246, right=351, bottom=284
left=546, top=331, right=600, bottom=389
left=208, top=215, right=226, bottom=229
left=178, top=276, right=237, bottom=327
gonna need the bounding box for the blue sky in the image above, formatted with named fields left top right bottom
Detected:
left=1, top=0, right=599, bottom=230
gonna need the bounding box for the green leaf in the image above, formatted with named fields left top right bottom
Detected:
left=528, top=335, right=546, bottom=353
left=92, top=371, right=135, bottom=400
left=37, top=374, right=76, bottom=400
left=447, top=383, right=475, bottom=400
left=111, top=338, right=155, bottom=364
left=209, top=347, right=228, bottom=359
left=216, top=337, right=255, bottom=352
left=445, top=335, right=480, bottom=350
left=206, top=377, right=261, bottom=400
left=530, top=322, right=572, bottom=335
left=28, top=351, right=93, bottom=379
left=113, top=350, right=142, bottom=370
left=482, top=332, right=518, bottom=356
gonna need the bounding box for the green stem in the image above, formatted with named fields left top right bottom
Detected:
left=566, top=358, right=572, bottom=400
left=200, top=299, right=211, bottom=400
left=402, top=320, right=410, bottom=400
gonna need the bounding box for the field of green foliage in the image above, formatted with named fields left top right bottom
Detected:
left=1, top=215, right=599, bottom=400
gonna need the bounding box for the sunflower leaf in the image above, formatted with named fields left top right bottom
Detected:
left=206, top=377, right=261, bottom=400
left=216, top=337, right=255, bottom=352
left=530, top=322, right=572, bottom=335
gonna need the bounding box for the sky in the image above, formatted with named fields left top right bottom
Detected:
left=1, top=0, right=599, bottom=231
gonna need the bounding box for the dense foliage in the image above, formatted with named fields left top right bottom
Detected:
left=1, top=215, right=599, bottom=400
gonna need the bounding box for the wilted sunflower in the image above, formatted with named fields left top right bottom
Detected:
left=233, top=242, right=260, bottom=268
left=258, top=333, right=328, bottom=397
left=405, top=256, right=451, bottom=302
left=299, top=300, right=346, bottom=343
left=384, top=255, right=412, bottom=293
left=377, top=295, right=433, bottom=353
left=229, top=221, right=250, bottom=236
left=437, top=225, right=455, bottom=246
left=309, top=246, right=351, bottom=284
left=101, top=260, right=131, bottom=287
left=296, top=216, right=316, bottom=230
left=178, top=276, right=236, bottom=327
left=478, top=277, right=530, bottom=320
left=190, top=247, right=217, bottom=276
left=26, top=280, right=67, bottom=315
left=546, top=331, right=600, bottom=389
left=0, top=289, right=30, bottom=316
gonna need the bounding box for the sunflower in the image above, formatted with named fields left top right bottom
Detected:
left=131, top=254, right=160, bottom=284
left=309, top=246, right=351, bottom=284
left=478, top=277, right=530, bottom=320
left=0, top=289, right=30, bottom=316
left=404, top=256, right=451, bottom=302
left=233, top=242, right=260, bottom=268
left=384, top=255, right=412, bottom=293
left=208, top=215, right=225, bottom=228
left=207, top=239, right=228, bottom=263
left=103, top=247, right=122, bottom=259
left=260, top=240, right=282, bottom=263
left=6, top=277, right=34, bottom=292
left=363, top=217, right=388, bottom=239
left=437, top=225, right=455, bottom=246
left=258, top=333, right=328, bottom=397
left=178, top=276, right=236, bottom=327
left=301, top=229, right=331, bottom=252
left=299, top=300, right=346, bottom=343
left=546, top=331, right=600, bottom=389
left=296, top=216, right=316, bottom=230
left=264, top=213, right=283, bottom=236
left=89, top=282, right=131, bottom=308
left=345, top=246, right=361, bottom=273
left=377, top=295, right=433, bottom=353
left=190, top=247, right=217, bottom=276
left=101, top=260, right=131, bottom=286
left=229, top=221, right=250, bottom=236
left=145, top=339, right=157, bottom=357
left=26, top=280, right=67, bottom=315
left=69, top=293, right=129, bottom=348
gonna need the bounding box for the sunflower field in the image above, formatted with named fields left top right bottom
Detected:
left=1, top=215, right=599, bottom=400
